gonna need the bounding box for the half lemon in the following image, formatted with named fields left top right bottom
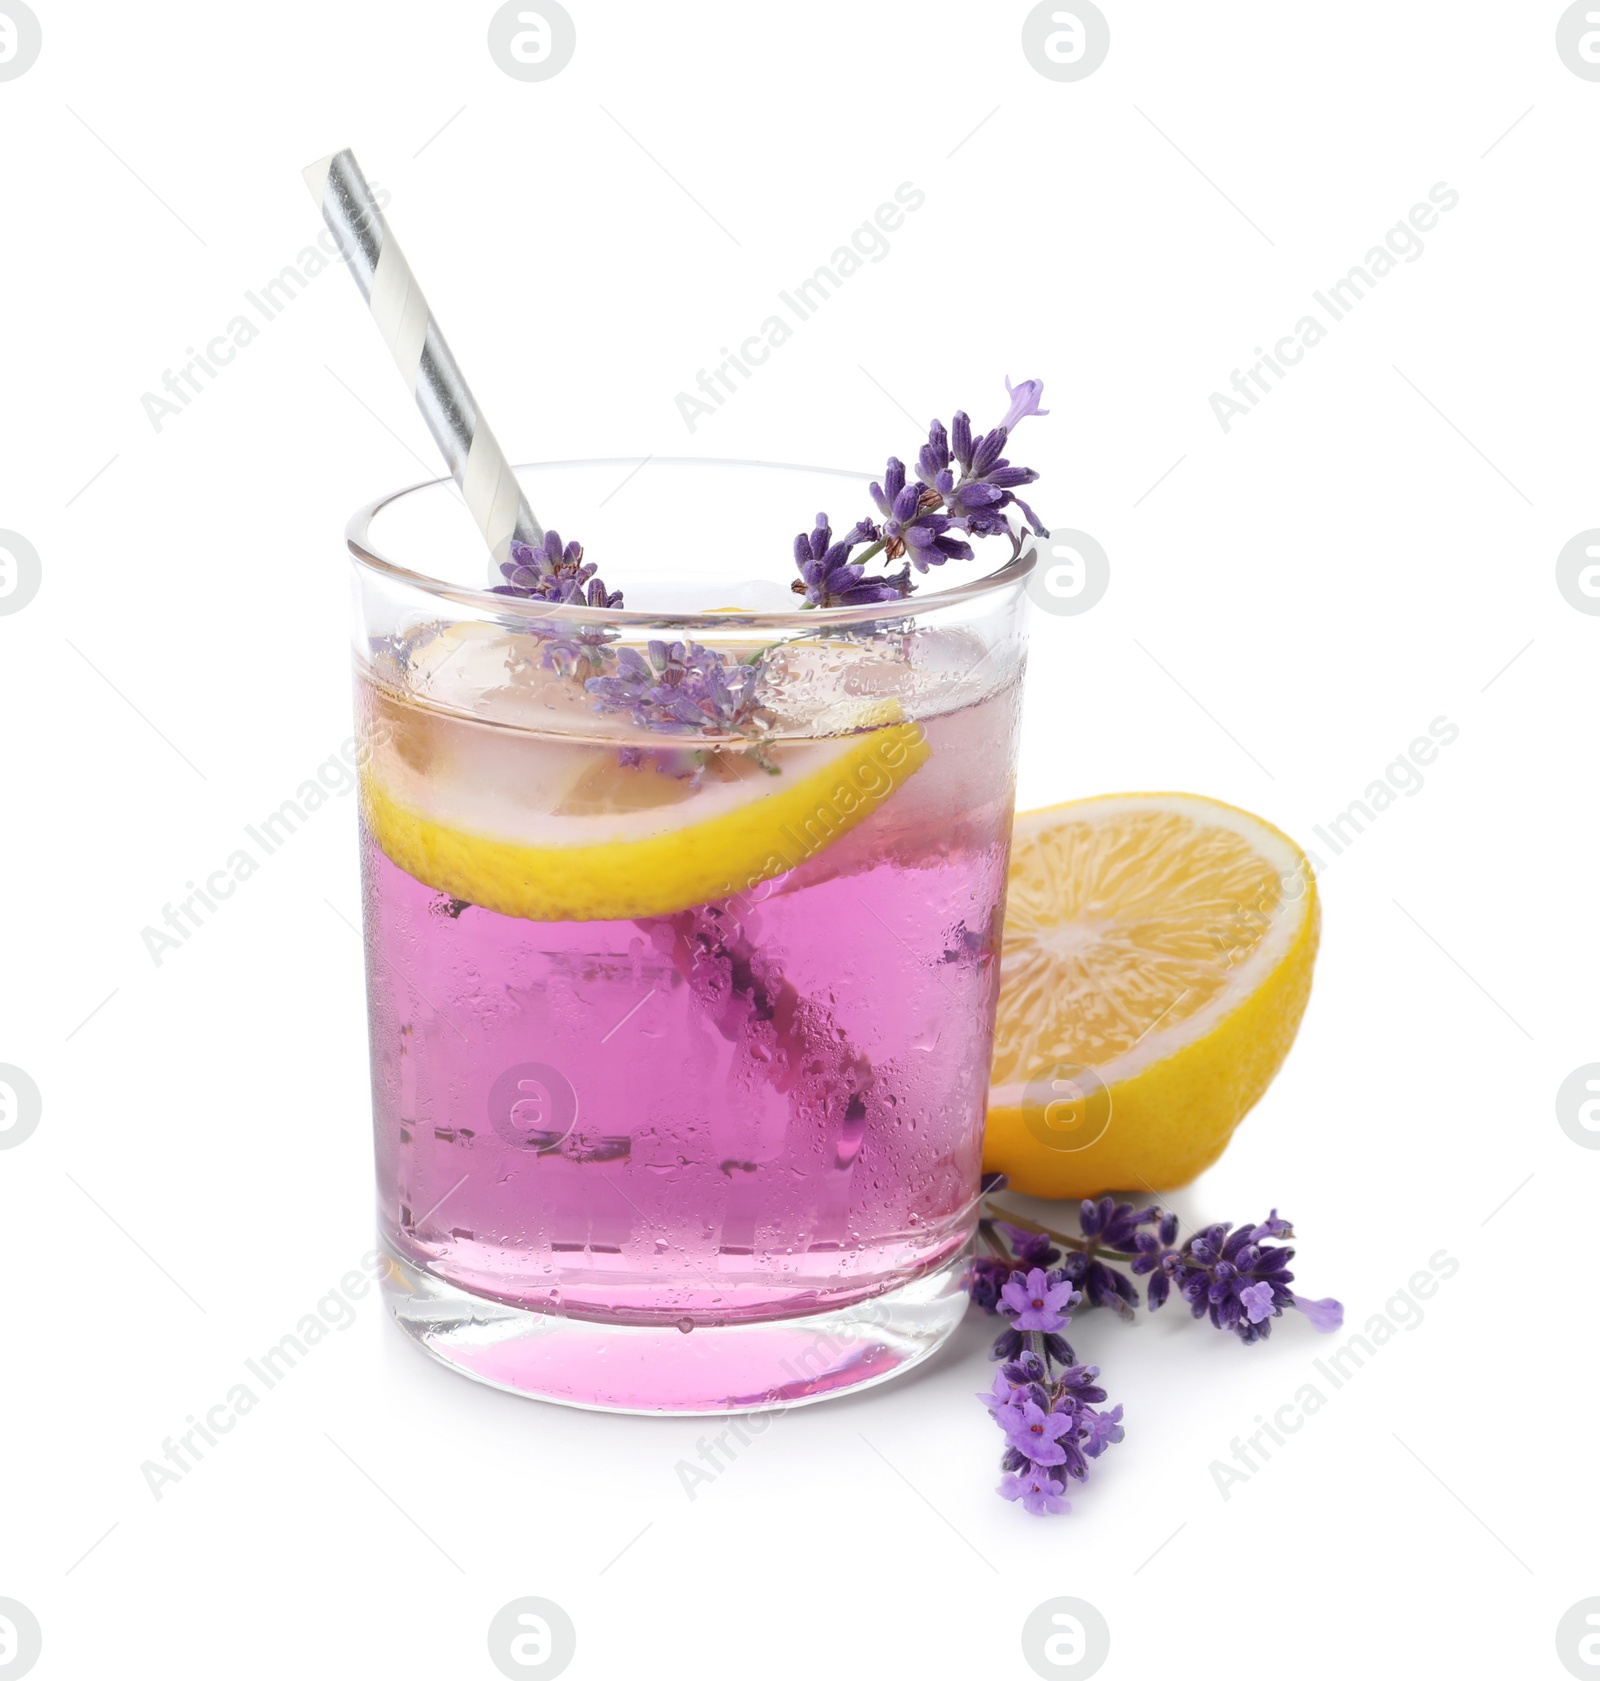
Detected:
left=985, top=792, right=1320, bottom=1197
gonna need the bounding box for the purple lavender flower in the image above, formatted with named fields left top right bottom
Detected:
left=990, top=1324, right=1026, bottom=1365
left=1004, top=1400, right=1076, bottom=1467
left=973, top=1192, right=1335, bottom=1514
left=490, top=380, right=1050, bottom=622
left=998, top=375, right=1049, bottom=433
left=1078, top=1196, right=1157, bottom=1250
left=978, top=1201, right=1337, bottom=1340
left=993, top=1380, right=1118, bottom=1489
left=978, top=1371, right=1026, bottom=1422
left=1238, top=1281, right=1277, bottom=1324
left=1005, top=1350, right=1045, bottom=1378
left=790, top=514, right=911, bottom=608
left=869, top=459, right=974, bottom=573
left=1290, top=1293, right=1344, bottom=1333
left=932, top=409, right=1049, bottom=541
left=1081, top=1403, right=1125, bottom=1459
left=795, top=377, right=1050, bottom=605
left=585, top=640, right=774, bottom=743
left=909, top=378, right=1051, bottom=545
left=1060, top=1197, right=1163, bottom=1319
left=494, top=532, right=623, bottom=609
left=980, top=1238, right=1123, bottom=1517
left=969, top=1255, right=1013, bottom=1315
left=998, top=1464, right=1070, bottom=1517
left=995, top=1221, right=1060, bottom=1270
left=508, top=620, right=619, bottom=683
left=1162, top=1217, right=1301, bottom=1344
left=1055, top=1363, right=1109, bottom=1407
left=1129, top=1208, right=1184, bottom=1308
left=971, top=1219, right=1061, bottom=1317
left=916, top=418, right=953, bottom=489
left=999, top=1267, right=1077, bottom=1333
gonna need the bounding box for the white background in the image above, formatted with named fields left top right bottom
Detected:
left=2, top=3, right=1595, bottom=1677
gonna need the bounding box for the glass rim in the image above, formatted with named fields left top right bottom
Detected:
left=346, top=455, right=1039, bottom=631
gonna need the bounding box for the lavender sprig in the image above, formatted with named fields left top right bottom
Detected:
left=978, top=1196, right=1343, bottom=1345
left=791, top=515, right=912, bottom=608
left=494, top=530, right=623, bottom=609
left=869, top=458, right=974, bottom=572
left=934, top=380, right=1052, bottom=541
left=584, top=639, right=776, bottom=749
left=979, top=1264, right=1124, bottom=1517
left=1134, top=1206, right=1346, bottom=1341
left=493, top=546, right=775, bottom=751
left=791, top=376, right=1051, bottom=607
left=507, top=620, right=619, bottom=683
left=973, top=1191, right=1342, bottom=1516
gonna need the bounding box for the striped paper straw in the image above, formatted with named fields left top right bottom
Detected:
left=303, top=148, right=542, bottom=570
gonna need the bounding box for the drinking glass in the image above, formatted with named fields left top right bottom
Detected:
left=348, top=459, right=1034, bottom=1411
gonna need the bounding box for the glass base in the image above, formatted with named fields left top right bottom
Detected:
left=379, top=1241, right=973, bottom=1414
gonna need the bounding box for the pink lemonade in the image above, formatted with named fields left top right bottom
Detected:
left=361, top=657, right=1019, bottom=1301
left=347, top=450, right=1034, bottom=1411
left=356, top=623, right=1022, bottom=1405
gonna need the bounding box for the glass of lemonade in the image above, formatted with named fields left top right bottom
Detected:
left=348, top=459, right=1034, bottom=1412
